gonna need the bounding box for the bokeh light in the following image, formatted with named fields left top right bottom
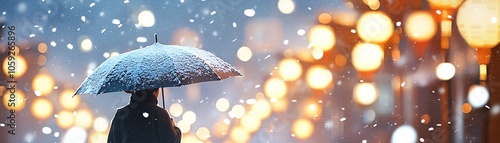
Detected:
left=216, top=98, right=230, bottom=112
left=435, top=62, right=456, bottom=80
left=80, top=38, right=93, bottom=52
left=405, top=11, right=437, bottom=42
left=292, top=118, right=314, bottom=139
left=318, top=13, right=332, bottom=24
left=88, top=131, right=107, bottom=143
left=311, top=48, right=324, bottom=60
left=30, top=98, right=53, bottom=120
left=351, top=43, right=384, bottom=72
left=3, top=55, right=28, bottom=78
left=251, top=99, right=272, bottom=120
left=182, top=111, right=197, bottom=125
left=462, top=103, right=473, bottom=113
left=237, top=46, right=253, bottom=62
left=62, top=126, right=87, bottom=143
left=278, top=58, right=302, bottom=81
left=138, top=10, right=155, bottom=27
left=213, top=118, right=230, bottom=138
left=59, top=89, right=81, bottom=110
left=353, top=82, right=379, bottom=106
left=264, top=78, right=287, bottom=99
left=303, top=100, right=322, bottom=119
left=75, top=109, right=94, bottom=129
left=172, top=28, right=201, bottom=48
left=420, top=114, right=430, bottom=124
left=457, top=0, right=500, bottom=49
left=169, top=103, right=183, bottom=117
left=195, top=127, right=211, bottom=140
left=271, top=98, right=289, bottom=113
left=306, top=65, right=332, bottom=90
left=37, top=55, right=47, bottom=66
left=428, top=0, right=464, bottom=9
left=391, top=125, right=417, bottom=143
left=240, top=114, right=261, bottom=133
left=230, top=104, right=246, bottom=119
left=177, top=120, right=191, bottom=133
left=468, top=85, right=489, bottom=108
left=309, top=25, right=336, bottom=51
left=32, top=73, right=55, bottom=96
left=93, top=117, right=109, bottom=133
left=357, top=11, right=394, bottom=43
left=56, top=110, right=74, bottom=129
left=230, top=126, right=249, bottom=143
left=38, top=42, right=48, bottom=53
left=3, top=89, right=26, bottom=111
left=277, top=0, right=295, bottom=14
left=363, top=109, right=376, bottom=123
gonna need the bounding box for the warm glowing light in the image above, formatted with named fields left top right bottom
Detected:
left=278, top=58, right=302, bottom=81
left=32, top=73, right=54, bottom=96
left=318, top=13, right=332, bottom=24
left=306, top=65, right=333, bottom=90
left=230, top=104, right=246, bottom=119
left=3, top=55, right=28, bottom=78
left=31, top=98, right=53, bottom=120
left=93, top=117, right=109, bottom=133
left=3, top=90, right=26, bottom=111
left=251, top=99, right=272, bottom=120
left=311, top=48, right=324, bottom=60
left=62, top=127, right=87, bottom=143
left=264, top=78, right=287, bottom=99
left=38, top=55, right=47, bottom=66
left=353, top=82, right=379, bottom=106
left=138, top=10, right=155, bottom=27
left=462, top=103, right=472, bottom=113
left=196, top=127, right=211, bottom=140
left=457, top=0, right=500, bottom=49
left=292, top=118, right=314, bottom=139
left=172, top=28, right=201, bottom=48
left=351, top=43, right=384, bottom=72
left=213, top=118, right=230, bottom=137
left=435, top=62, right=456, bottom=80
left=237, top=46, right=253, bottom=62
left=88, top=131, right=108, bottom=143
left=230, top=126, right=249, bottom=143
left=428, top=0, right=464, bottom=9
left=420, top=114, right=430, bottom=124
left=278, top=0, right=295, bottom=14
left=405, top=11, right=437, bottom=42
left=363, top=0, right=381, bottom=10
left=216, top=98, right=230, bottom=112
left=169, top=103, right=183, bottom=117
left=335, top=54, right=347, bottom=66
left=59, top=89, right=80, bottom=110
left=177, top=120, right=191, bottom=133
left=80, top=38, right=93, bottom=52
left=309, top=25, right=336, bottom=51
left=182, top=111, right=197, bottom=125
left=38, top=42, right=48, bottom=53
left=468, top=85, right=489, bottom=108
left=56, top=110, right=74, bottom=129
left=241, top=114, right=261, bottom=133
left=271, top=98, right=289, bottom=113
left=75, top=109, right=94, bottom=129
left=304, top=101, right=322, bottom=118
left=357, top=11, right=394, bottom=43
left=391, top=125, right=417, bottom=143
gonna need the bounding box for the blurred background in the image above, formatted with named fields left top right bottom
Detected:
left=1, top=0, right=500, bottom=142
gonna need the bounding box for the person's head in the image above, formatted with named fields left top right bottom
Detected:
left=125, top=88, right=159, bottom=98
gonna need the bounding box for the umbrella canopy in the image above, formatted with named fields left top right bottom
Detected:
left=74, top=40, right=241, bottom=95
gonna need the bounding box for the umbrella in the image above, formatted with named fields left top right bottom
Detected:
left=74, top=34, right=242, bottom=108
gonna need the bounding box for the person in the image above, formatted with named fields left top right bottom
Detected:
left=107, top=88, right=182, bottom=143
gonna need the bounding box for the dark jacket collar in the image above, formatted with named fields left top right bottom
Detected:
left=129, top=90, right=158, bottom=105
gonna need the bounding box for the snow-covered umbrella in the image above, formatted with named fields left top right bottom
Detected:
left=74, top=34, right=242, bottom=108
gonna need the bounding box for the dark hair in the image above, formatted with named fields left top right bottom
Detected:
left=128, top=88, right=159, bottom=102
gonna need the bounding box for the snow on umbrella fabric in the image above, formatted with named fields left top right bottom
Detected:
left=74, top=43, right=241, bottom=95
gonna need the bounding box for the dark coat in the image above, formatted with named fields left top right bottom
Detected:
left=107, top=92, right=181, bottom=143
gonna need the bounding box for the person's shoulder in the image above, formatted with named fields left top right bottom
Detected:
left=149, top=105, right=171, bottom=117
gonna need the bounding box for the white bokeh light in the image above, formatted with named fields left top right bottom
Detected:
left=435, top=62, right=456, bottom=80
left=62, top=127, right=87, bottom=143
left=468, top=85, right=489, bottom=108
left=391, top=125, right=417, bottom=143
left=278, top=0, right=295, bottom=14
left=138, top=10, right=155, bottom=27
left=80, top=38, right=93, bottom=52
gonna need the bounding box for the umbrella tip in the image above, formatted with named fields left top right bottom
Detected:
left=154, top=33, right=158, bottom=43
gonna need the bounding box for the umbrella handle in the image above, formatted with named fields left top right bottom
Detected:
left=161, top=87, right=165, bottom=109
left=154, top=33, right=158, bottom=43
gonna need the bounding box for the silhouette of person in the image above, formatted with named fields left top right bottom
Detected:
left=108, top=88, right=181, bottom=143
